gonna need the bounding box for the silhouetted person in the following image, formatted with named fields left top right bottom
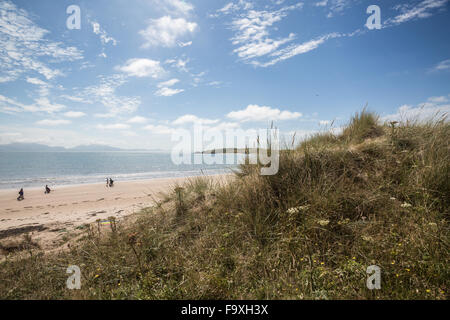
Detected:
left=45, top=185, right=51, bottom=194
left=106, top=178, right=110, bottom=188
left=17, top=188, right=24, bottom=201
left=109, top=178, right=114, bottom=187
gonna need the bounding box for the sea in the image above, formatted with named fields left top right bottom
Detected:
left=0, top=152, right=244, bottom=190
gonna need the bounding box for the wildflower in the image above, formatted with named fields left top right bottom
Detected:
left=405, top=268, right=410, bottom=272
left=94, top=274, right=100, bottom=279
left=352, top=257, right=356, bottom=260
left=401, top=202, right=412, bottom=208
left=396, top=274, right=399, bottom=277
left=391, top=261, right=395, bottom=265
left=426, top=289, right=431, bottom=293
left=318, top=219, right=330, bottom=226
left=320, top=262, right=325, bottom=265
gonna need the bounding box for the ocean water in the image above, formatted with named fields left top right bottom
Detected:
left=0, top=152, right=243, bottom=190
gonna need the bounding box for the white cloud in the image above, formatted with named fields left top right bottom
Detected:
left=173, top=114, right=219, bottom=125
left=155, top=87, right=185, bottom=97
left=0, top=1, right=83, bottom=82
left=227, top=104, right=302, bottom=122
left=139, top=16, right=197, bottom=48
left=64, top=111, right=86, bottom=118
left=432, top=59, right=450, bottom=72
left=26, top=77, right=47, bottom=86
left=382, top=95, right=450, bottom=122
left=158, top=78, right=180, bottom=88
left=116, top=58, right=165, bottom=78
left=36, top=119, right=71, bottom=126
left=97, top=123, right=130, bottom=130
left=315, top=0, right=328, bottom=7
left=127, top=116, right=149, bottom=124
left=91, top=21, right=117, bottom=45
left=385, top=0, right=449, bottom=26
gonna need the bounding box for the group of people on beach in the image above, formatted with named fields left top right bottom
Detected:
left=16, top=178, right=116, bottom=201
left=17, top=185, right=51, bottom=201
left=106, top=178, right=114, bottom=188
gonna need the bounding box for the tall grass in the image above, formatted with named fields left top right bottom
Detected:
left=0, top=112, right=448, bottom=300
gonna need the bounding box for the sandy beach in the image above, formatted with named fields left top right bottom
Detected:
left=0, top=175, right=226, bottom=252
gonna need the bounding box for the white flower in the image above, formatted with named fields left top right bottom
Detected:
left=401, top=202, right=412, bottom=208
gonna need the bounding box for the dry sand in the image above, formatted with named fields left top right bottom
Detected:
left=0, top=175, right=226, bottom=252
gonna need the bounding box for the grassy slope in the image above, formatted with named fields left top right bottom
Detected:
left=0, top=111, right=448, bottom=299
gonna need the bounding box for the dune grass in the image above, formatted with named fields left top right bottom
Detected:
left=0, top=111, right=448, bottom=299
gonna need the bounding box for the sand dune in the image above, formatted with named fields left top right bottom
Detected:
left=0, top=175, right=226, bottom=252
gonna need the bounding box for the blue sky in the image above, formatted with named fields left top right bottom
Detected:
left=0, top=0, right=449, bottom=150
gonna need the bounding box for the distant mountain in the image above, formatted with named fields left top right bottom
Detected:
left=0, top=143, right=66, bottom=152
left=69, top=144, right=123, bottom=152
left=0, top=143, right=167, bottom=153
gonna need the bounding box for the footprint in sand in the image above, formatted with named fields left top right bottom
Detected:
left=43, top=212, right=50, bottom=215
left=97, top=198, right=105, bottom=202
left=72, top=202, right=78, bottom=205
left=82, top=200, right=90, bottom=203
left=24, top=206, right=33, bottom=209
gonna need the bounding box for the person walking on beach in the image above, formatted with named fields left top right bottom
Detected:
left=106, top=178, right=110, bottom=188
left=109, top=178, right=114, bottom=187
left=17, top=188, right=24, bottom=201
left=45, top=185, right=51, bottom=194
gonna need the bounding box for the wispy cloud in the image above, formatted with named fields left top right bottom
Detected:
left=431, top=59, right=450, bottom=72
left=0, top=1, right=83, bottom=82
left=155, top=87, right=185, bottom=97
left=385, top=0, right=449, bottom=26
left=229, top=3, right=303, bottom=63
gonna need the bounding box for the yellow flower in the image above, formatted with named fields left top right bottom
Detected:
left=391, top=261, right=395, bottom=265
left=94, top=274, right=100, bottom=279
left=405, top=268, right=410, bottom=272
left=320, top=262, right=325, bottom=265
left=396, top=274, right=399, bottom=277
left=426, top=289, right=431, bottom=293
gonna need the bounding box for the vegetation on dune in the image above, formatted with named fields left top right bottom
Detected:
left=0, top=111, right=448, bottom=299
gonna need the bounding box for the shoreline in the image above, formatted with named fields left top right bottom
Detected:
left=0, top=171, right=229, bottom=193
left=0, top=174, right=229, bottom=254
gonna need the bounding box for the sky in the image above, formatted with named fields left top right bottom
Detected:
left=0, top=0, right=449, bottom=150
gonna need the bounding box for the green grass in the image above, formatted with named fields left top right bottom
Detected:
left=0, top=111, right=448, bottom=299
